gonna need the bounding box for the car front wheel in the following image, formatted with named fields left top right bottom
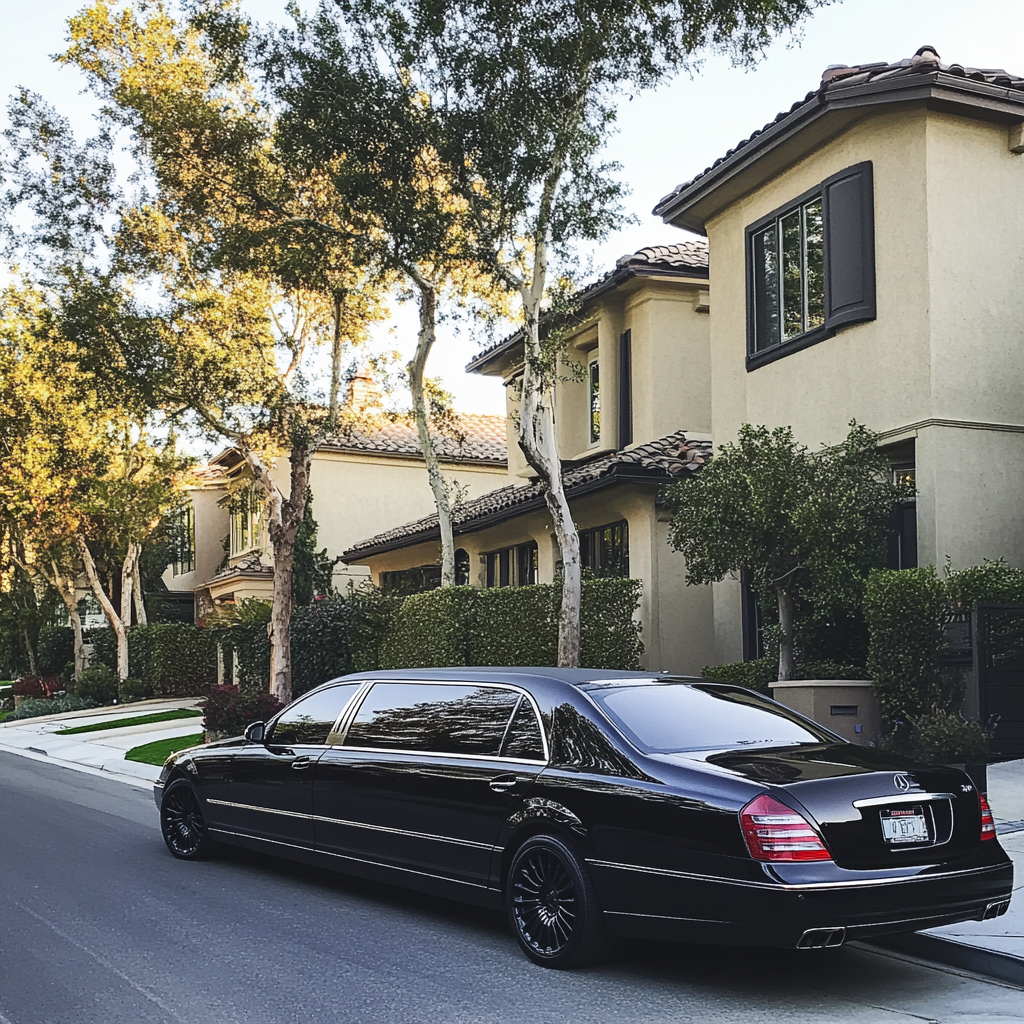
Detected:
left=160, top=779, right=218, bottom=860
left=506, top=834, right=612, bottom=968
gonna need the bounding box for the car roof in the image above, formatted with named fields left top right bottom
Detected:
left=331, top=667, right=704, bottom=688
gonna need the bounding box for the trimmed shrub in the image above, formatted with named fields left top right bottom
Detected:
left=379, top=587, right=477, bottom=669
left=6, top=693, right=99, bottom=720
left=85, top=627, right=116, bottom=670
left=581, top=577, right=644, bottom=670
left=880, top=706, right=990, bottom=765
left=200, top=685, right=284, bottom=739
left=865, top=568, right=954, bottom=722
left=72, top=666, right=118, bottom=705
left=129, top=624, right=217, bottom=697
left=702, top=659, right=776, bottom=694
left=469, top=585, right=557, bottom=667
left=38, top=627, right=74, bottom=677
left=120, top=676, right=154, bottom=703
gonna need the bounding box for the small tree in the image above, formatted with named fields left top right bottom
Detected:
left=664, top=422, right=907, bottom=680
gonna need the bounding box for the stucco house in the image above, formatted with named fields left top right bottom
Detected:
left=654, top=44, right=1024, bottom=665
left=341, top=243, right=717, bottom=675
left=160, top=378, right=508, bottom=619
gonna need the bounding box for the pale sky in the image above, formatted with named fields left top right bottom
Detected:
left=3, top=0, right=1024, bottom=416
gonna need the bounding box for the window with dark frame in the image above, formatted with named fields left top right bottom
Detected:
left=485, top=541, right=538, bottom=588
left=172, top=504, right=195, bottom=576
left=746, top=162, right=875, bottom=368
left=618, top=330, right=632, bottom=448
left=886, top=464, right=918, bottom=570
left=380, top=564, right=442, bottom=596
left=588, top=355, right=601, bottom=445
left=579, top=520, right=629, bottom=578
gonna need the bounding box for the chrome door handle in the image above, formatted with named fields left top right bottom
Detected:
left=489, top=774, right=518, bottom=793
left=292, top=757, right=312, bottom=770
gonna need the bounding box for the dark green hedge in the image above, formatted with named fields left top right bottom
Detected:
left=379, top=579, right=644, bottom=671
left=129, top=625, right=218, bottom=697
left=38, top=626, right=74, bottom=677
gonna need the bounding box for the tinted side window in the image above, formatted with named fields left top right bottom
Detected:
left=502, top=698, right=545, bottom=760
left=344, top=683, right=519, bottom=756
left=269, top=683, right=362, bottom=746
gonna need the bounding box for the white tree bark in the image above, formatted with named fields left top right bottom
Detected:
left=49, top=560, right=84, bottom=681
left=76, top=535, right=129, bottom=681
left=408, top=278, right=456, bottom=586
left=131, top=543, right=148, bottom=626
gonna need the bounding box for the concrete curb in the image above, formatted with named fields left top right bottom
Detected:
left=0, top=741, right=156, bottom=789
left=863, top=932, right=1024, bottom=988
left=0, top=697, right=202, bottom=728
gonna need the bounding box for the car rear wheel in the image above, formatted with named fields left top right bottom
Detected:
left=160, top=780, right=218, bottom=860
left=506, top=834, right=612, bottom=968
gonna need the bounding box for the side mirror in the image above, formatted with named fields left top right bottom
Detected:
left=244, top=721, right=266, bottom=744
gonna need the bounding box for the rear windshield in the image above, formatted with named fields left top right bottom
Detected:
left=589, top=683, right=833, bottom=754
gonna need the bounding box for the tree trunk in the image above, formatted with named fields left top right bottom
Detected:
left=777, top=586, right=795, bottom=682
left=77, top=535, right=129, bottom=681
left=408, top=280, right=456, bottom=586
left=50, top=562, right=84, bottom=681
left=517, top=232, right=581, bottom=666
left=328, top=293, right=344, bottom=431
left=250, top=432, right=313, bottom=706
left=131, top=543, right=148, bottom=626
left=22, top=626, right=39, bottom=677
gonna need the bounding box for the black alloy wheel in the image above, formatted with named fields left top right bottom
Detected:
left=160, top=780, right=218, bottom=860
left=507, top=835, right=611, bottom=968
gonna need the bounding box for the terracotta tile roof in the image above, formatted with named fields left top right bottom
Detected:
left=342, top=430, right=710, bottom=561
left=198, top=553, right=275, bottom=590
left=654, top=46, right=1024, bottom=218
left=466, top=242, right=708, bottom=374
left=321, top=413, right=507, bottom=464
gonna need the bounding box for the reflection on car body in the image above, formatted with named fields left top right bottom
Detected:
left=155, top=668, right=1014, bottom=968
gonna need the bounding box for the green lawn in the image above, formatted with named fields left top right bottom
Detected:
left=59, top=708, right=202, bottom=736
left=125, top=733, right=205, bottom=766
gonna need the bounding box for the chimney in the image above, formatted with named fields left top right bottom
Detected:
left=347, top=367, right=384, bottom=414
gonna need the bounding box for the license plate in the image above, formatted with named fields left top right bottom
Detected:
left=880, top=807, right=929, bottom=844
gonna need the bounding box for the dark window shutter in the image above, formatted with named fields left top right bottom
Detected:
left=823, top=161, right=876, bottom=330
left=618, top=330, right=632, bottom=448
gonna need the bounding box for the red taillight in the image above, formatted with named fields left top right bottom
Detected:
left=980, top=794, right=996, bottom=841
left=740, top=793, right=832, bottom=862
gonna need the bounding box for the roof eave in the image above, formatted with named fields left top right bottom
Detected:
left=657, top=73, right=1024, bottom=233
left=341, top=463, right=674, bottom=562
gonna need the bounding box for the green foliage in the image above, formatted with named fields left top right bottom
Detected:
left=119, top=676, right=154, bottom=702
left=128, top=624, right=217, bottom=697
left=5, top=693, right=99, bottom=720
left=38, top=626, right=74, bottom=677
left=469, top=586, right=558, bottom=667
left=702, top=659, right=777, bottom=694
left=380, top=579, right=644, bottom=671
left=292, top=490, right=334, bottom=607
left=880, top=707, right=990, bottom=765
left=72, top=665, right=118, bottom=704
left=85, top=627, right=116, bottom=670
left=944, top=558, right=1024, bottom=614
left=380, top=587, right=478, bottom=670
left=865, top=568, right=959, bottom=723
left=291, top=590, right=398, bottom=696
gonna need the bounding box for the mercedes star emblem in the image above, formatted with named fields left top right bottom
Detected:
left=894, top=773, right=913, bottom=792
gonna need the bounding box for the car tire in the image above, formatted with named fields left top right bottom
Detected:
left=160, top=779, right=219, bottom=860
left=506, top=834, right=612, bottom=969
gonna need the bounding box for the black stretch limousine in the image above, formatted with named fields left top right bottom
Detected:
left=155, top=669, right=1013, bottom=967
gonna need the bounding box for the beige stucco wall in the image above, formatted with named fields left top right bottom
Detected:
left=275, top=451, right=509, bottom=590
left=701, top=103, right=1024, bottom=657
left=160, top=484, right=229, bottom=599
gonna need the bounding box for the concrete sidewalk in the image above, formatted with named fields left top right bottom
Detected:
left=0, top=697, right=205, bottom=785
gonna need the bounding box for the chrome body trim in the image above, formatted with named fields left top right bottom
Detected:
left=585, top=857, right=1009, bottom=891
left=853, top=793, right=956, bottom=809
left=206, top=798, right=502, bottom=851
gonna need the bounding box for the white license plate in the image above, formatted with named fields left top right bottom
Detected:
left=880, top=808, right=929, bottom=844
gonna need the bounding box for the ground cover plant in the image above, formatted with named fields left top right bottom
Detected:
left=58, top=708, right=201, bottom=736
left=125, top=733, right=204, bottom=766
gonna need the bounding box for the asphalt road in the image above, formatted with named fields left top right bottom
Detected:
left=1, top=751, right=1021, bottom=1024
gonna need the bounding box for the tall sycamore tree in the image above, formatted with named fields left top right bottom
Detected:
left=338, top=0, right=823, bottom=665
left=59, top=1, right=390, bottom=701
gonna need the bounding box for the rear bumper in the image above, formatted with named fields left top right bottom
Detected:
left=589, top=854, right=1014, bottom=948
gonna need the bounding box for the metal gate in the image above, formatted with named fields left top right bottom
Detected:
left=977, top=603, right=1024, bottom=757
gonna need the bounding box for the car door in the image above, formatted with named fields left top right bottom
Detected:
left=230, top=682, right=363, bottom=849
left=313, top=682, right=547, bottom=887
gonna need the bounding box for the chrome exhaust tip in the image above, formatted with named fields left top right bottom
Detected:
left=981, top=899, right=1011, bottom=921
left=797, top=927, right=847, bottom=949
